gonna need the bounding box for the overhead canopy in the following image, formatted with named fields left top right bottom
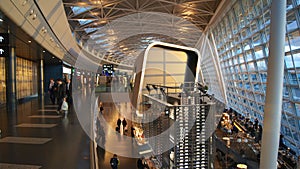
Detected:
left=63, top=0, right=222, bottom=66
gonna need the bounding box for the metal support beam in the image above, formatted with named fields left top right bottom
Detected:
left=259, top=1, right=286, bottom=169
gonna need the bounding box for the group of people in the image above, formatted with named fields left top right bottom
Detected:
left=48, top=78, right=72, bottom=117
left=116, top=118, right=127, bottom=134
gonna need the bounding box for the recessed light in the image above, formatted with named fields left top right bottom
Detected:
left=43, top=50, right=45, bottom=53
left=28, top=40, right=31, bottom=43
left=52, top=56, right=55, bottom=58
left=0, top=19, right=3, bottom=22
left=22, top=0, right=27, bottom=6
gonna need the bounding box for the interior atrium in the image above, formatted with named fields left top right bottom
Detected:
left=0, top=0, right=299, bottom=169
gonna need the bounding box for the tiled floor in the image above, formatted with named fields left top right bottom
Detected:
left=0, top=96, right=90, bottom=169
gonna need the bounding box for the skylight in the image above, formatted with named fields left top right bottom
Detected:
left=71, top=6, right=92, bottom=15
left=79, top=20, right=94, bottom=25
left=84, top=28, right=98, bottom=33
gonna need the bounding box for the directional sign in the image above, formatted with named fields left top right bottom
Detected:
left=0, top=33, right=9, bottom=45
left=0, top=46, right=9, bottom=57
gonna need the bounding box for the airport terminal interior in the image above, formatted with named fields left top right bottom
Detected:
left=0, top=0, right=300, bottom=168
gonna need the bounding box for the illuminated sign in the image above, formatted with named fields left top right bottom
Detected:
left=0, top=46, right=9, bottom=57
left=0, top=33, right=9, bottom=45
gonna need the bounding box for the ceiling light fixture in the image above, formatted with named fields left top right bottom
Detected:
left=41, top=27, right=47, bottom=34
left=32, top=14, right=37, bottom=20
left=0, top=19, right=3, bottom=22
left=90, top=12, right=100, bottom=15
left=28, top=40, right=31, bottom=43
left=91, top=0, right=102, bottom=4
left=77, top=2, right=87, bottom=6
left=99, top=20, right=107, bottom=24
left=22, top=0, right=27, bottom=6
left=29, top=9, right=34, bottom=15
left=43, top=50, right=45, bottom=53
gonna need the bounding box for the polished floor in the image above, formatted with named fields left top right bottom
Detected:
left=0, top=97, right=90, bottom=169
left=95, top=101, right=137, bottom=169
left=0, top=90, right=142, bottom=169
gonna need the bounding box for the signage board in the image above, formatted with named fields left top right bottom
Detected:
left=0, top=46, right=9, bottom=57
left=0, top=33, right=9, bottom=45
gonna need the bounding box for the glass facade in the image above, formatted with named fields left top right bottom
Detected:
left=0, top=57, right=5, bottom=104
left=16, top=57, right=38, bottom=99
left=211, top=0, right=300, bottom=153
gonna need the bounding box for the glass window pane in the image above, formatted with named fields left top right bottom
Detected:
left=246, top=50, right=254, bottom=62
left=236, top=45, right=242, bottom=54
left=250, top=20, right=258, bottom=32
left=262, top=26, right=270, bottom=43
left=241, top=29, right=248, bottom=39
left=252, top=33, right=262, bottom=47
left=253, top=83, right=260, bottom=91
left=260, top=73, right=267, bottom=82
left=243, top=40, right=251, bottom=50
left=239, top=54, right=244, bottom=63
left=288, top=71, right=298, bottom=85
left=295, top=103, right=300, bottom=114
left=285, top=36, right=291, bottom=52
left=251, top=74, right=258, bottom=81
left=293, top=53, right=300, bottom=68
left=283, top=101, right=294, bottom=113
left=248, top=62, right=255, bottom=71
left=257, top=60, right=267, bottom=70
left=235, top=65, right=240, bottom=72
left=288, top=31, right=300, bottom=51
left=285, top=55, right=294, bottom=68
left=262, top=84, right=267, bottom=93
left=287, top=0, right=293, bottom=10
left=292, top=88, right=300, bottom=101
left=240, top=64, right=247, bottom=72
left=254, top=46, right=264, bottom=59
left=243, top=74, right=249, bottom=81
left=262, top=10, right=271, bottom=26
left=233, top=57, right=238, bottom=65
left=283, top=86, right=290, bottom=97
left=287, top=12, right=298, bottom=32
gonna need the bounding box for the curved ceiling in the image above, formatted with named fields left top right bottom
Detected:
left=63, top=0, right=222, bottom=67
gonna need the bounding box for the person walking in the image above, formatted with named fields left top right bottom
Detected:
left=48, top=78, right=56, bottom=104
left=60, top=97, right=68, bottom=118
left=122, top=118, right=127, bottom=134
left=117, top=118, right=121, bottom=132
left=65, top=78, right=72, bottom=106
left=56, top=79, right=66, bottom=113
left=110, top=154, right=119, bottom=169
left=99, top=102, right=104, bottom=114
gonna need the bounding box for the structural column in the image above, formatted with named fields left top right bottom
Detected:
left=5, top=46, right=16, bottom=112
left=38, top=59, right=44, bottom=97
left=260, top=1, right=286, bottom=169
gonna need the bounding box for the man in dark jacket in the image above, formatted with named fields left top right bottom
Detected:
left=56, top=79, right=66, bottom=113
left=48, top=78, right=56, bottom=104
left=110, top=154, right=119, bottom=169
left=65, top=78, right=72, bottom=105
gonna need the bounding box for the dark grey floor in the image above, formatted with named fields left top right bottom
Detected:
left=0, top=97, right=90, bottom=169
